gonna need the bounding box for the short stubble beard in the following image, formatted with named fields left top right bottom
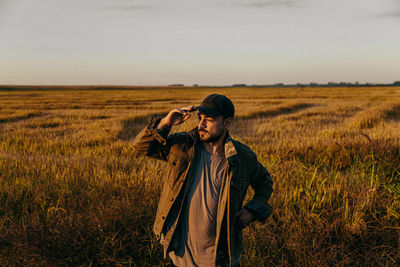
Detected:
left=199, top=128, right=226, bottom=143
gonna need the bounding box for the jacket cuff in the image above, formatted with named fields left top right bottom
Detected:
left=244, top=199, right=272, bottom=222
left=147, top=114, right=170, bottom=146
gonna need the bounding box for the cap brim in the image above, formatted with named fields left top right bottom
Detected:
left=195, top=106, right=222, bottom=117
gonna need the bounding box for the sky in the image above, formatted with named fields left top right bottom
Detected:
left=0, top=0, right=399, bottom=86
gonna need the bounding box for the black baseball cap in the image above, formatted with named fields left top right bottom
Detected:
left=195, top=94, right=235, bottom=118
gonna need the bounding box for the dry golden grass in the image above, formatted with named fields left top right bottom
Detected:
left=0, top=86, right=399, bottom=266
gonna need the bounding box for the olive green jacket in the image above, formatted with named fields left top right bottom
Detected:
left=132, top=115, right=273, bottom=266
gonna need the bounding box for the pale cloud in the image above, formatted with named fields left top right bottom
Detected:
left=94, top=4, right=154, bottom=11
left=371, top=11, right=400, bottom=18
left=216, top=0, right=303, bottom=8
left=167, top=30, right=207, bottom=36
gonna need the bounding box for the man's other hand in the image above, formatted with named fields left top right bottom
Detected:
left=236, top=208, right=254, bottom=227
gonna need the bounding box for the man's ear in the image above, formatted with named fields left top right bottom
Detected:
left=224, top=117, right=233, bottom=129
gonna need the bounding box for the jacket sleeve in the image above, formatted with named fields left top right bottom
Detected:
left=132, top=114, right=172, bottom=161
left=244, top=159, right=273, bottom=222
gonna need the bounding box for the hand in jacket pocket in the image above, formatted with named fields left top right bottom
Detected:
left=236, top=208, right=254, bottom=228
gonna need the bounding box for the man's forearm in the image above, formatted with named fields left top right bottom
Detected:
left=156, top=117, right=171, bottom=130
left=244, top=162, right=273, bottom=222
left=132, top=114, right=170, bottom=161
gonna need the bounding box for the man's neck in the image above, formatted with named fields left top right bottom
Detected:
left=202, top=131, right=227, bottom=156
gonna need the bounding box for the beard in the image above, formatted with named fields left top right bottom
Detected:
left=198, top=128, right=225, bottom=143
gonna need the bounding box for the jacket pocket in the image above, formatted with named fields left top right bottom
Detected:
left=166, top=152, right=189, bottom=187
left=230, top=177, right=248, bottom=201
left=230, top=177, right=247, bottom=191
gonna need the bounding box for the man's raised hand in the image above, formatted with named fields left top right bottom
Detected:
left=157, top=105, right=195, bottom=130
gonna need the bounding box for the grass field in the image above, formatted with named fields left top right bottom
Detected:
left=0, top=86, right=399, bottom=266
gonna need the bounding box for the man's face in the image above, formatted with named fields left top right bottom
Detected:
left=197, top=113, right=229, bottom=142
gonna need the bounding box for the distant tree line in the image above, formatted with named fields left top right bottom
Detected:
left=1, top=81, right=400, bottom=91
left=169, top=81, right=400, bottom=88
left=232, top=81, right=400, bottom=88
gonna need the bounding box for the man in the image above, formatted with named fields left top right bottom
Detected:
left=133, top=94, right=273, bottom=266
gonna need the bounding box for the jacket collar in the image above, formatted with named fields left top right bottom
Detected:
left=188, top=127, right=238, bottom=159
left=224, top=135, right=238, bottom=158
